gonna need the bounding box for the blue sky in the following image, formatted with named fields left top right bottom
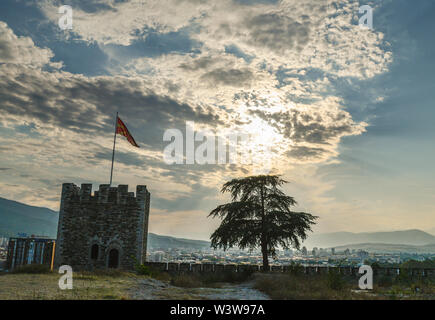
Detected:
left=0, top=0, right=434, bottom=239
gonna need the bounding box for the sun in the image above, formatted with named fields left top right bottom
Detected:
left=237, top=111, right=288, bottom=174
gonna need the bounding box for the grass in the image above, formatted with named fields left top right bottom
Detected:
left=0, top=269, right=138, bottom=300
left=372, top=275, right=435, bottom=299
left=253, top=271, right=435, bottom=300
left=0, top=266, right=251, bottom=300
left=0, top=263, right=253, bottom=300
left=253, top=273, right=368, bottom=300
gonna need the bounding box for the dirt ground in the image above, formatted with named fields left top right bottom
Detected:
left=0, top=272, right=269, bottom=300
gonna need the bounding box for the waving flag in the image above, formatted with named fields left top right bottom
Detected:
left=116, top=116, right=139, bottom=148
left=109, top=113, right=139, bottom=185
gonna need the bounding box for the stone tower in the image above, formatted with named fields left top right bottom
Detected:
left=54, top=183, right=150, bottom=270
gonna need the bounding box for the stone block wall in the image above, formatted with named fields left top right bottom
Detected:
left=54, top=183, right=150, bottom=271
left=142, top=262, right=435, bottom=279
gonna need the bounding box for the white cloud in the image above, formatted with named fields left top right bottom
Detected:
left=39, top=0, right=209, bottom=45
left=0, top=22, right=60, bottom=68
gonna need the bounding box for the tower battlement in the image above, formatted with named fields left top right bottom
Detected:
left=55, top=182, right=151, bottom=270
left=61, top=183, right=148, bottom=205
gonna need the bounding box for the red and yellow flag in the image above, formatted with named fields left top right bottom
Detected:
left=116, top=116, right=139, bottom=148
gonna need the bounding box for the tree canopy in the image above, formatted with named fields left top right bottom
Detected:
left=209, top=175, right=318, bottom=270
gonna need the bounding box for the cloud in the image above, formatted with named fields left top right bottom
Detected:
left=0, top=22, right=59, bottom=68
left=37, top=0, right=392, bottom=80
left=103, top=27, right=201, bottom=62
left=38, top=0, right=208, bottom=45
left=52, top=0, right=117, bottom=13
left=200, top=68, right=255, bottom=87
left=0, top=64, right=223, bottom=150
left=238, top=94, right=367, bottom=163
left=243, top=13, right=311, bottom=54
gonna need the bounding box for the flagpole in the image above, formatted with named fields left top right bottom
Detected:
left=109, top=112, right=118, bottom=186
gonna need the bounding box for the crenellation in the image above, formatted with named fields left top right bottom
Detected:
left=108, top=187, right=118, bottom=203
left=118, top=185, right=128, bottom=193
left=98, top=184, right=110, bottom=203
left=60, top=183, right=147, bottom=203
left=80, top=183, right=92, bottom=201
left=62, top=183, right=80, bottom=199
left=136, top=185, right=148, bottom=204
left=141, top=262, right=435, bottom=279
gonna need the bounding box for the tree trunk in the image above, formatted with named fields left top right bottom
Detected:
left=261, top=238, right=269, bottom=272
left=260, top=185, right=269, bottom=272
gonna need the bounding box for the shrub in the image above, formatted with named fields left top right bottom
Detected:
left=326, top=269, right=345, bottom=290
left=90, top=269, right=126, bottom=277
left=285, top=262, right=304, bottom=276
left=376, top=275, right=393, bottom=288
left=170, top=274, right=203, bottom=288
left=151, top=270, right=172, bottom=281
left=135, top=264, right=152, bottom=276
left=394, top=268, right=411, bottom=285
left=252, top=272, right=377, bottom=299
left=135, top=264, right=172, bottom=281
left=12, top=264, right=51, bottom=274
left=202, top=271, right=253, bottom=284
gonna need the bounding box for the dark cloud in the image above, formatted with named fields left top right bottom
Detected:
left=0, top=37, right=13, bottom=60
left=234, top=0, right=279, bottom=5
left=50, top=0, right=116, bottom=13
left=201, top=68, right=255, bottom=87
left=243, top=13, right=311, bottom=53
left=286, top=146, right=328, bottom=161
left=179, top=57, right=216, bottom=71
left=180, top=56, right=256, bottom=88
left=0, top=65, right=223, bottom=151
left=249, top=108, right=359, bottom=146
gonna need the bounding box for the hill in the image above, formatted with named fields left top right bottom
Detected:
left=147, top=233, right=210, bottom=250
left=426, top=227, right=435, bottom=236
left=0, top=197, right=58, bottom=238
left=303, top=230, right=435, bottom=249
left=333, top=242, right=435, bottom=254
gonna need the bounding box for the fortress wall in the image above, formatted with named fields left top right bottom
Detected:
left=143, top=262, right=435, bottom=278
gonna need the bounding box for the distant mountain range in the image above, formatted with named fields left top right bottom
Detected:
left=332, top=243, right=435, bottom=254
left=302, top=230, right=435, bottom=249
left=426, top=227, right=435, bottom=237
left=148, top=233, right=210, bottom=250
left=0, top=197, right=58, bottom=238
left=1, top=196, right=435, bottom=253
